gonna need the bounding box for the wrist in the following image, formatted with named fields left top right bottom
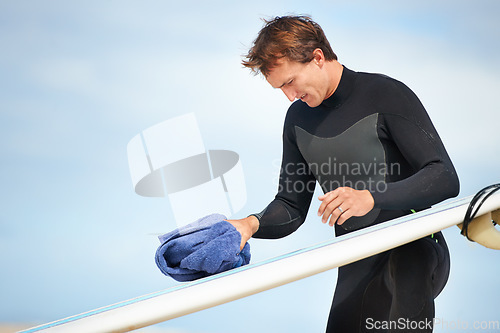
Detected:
left=245, top=215, right=260, bottom=235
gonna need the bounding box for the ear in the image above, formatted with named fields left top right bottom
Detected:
left=312, top=48, right=325, bottom=67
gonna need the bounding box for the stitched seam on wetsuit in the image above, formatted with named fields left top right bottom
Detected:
left=293, top=114, right=388, bottom=189
left=249, top=207, right=268, bottom=221
left=293, top=113, right=380, bottom=140
left=256, top=198, right=304, bottom=228
left=267, top=215, right=302, bottom=227
left=273, top=199, right=302, bottom=227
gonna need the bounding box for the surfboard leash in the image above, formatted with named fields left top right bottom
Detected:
left=461, top=183, right=500, bottom=241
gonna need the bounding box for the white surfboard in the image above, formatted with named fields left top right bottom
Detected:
left=21, top=191, right=500, bottom=333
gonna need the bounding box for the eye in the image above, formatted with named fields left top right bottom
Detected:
left=287, top=79, right=294, bottom=85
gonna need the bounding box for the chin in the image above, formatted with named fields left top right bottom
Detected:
left=306, top=100, right=321, bottom=108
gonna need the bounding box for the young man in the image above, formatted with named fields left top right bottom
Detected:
left=229, top=16, right=459, bottom=332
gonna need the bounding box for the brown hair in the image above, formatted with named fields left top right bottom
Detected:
left=242, top=15, right=337, bottom=76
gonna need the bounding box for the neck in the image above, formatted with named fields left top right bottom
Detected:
left=324, top=60, right=344, bottom=100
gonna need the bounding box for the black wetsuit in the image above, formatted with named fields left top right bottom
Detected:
left=251, top=67, right=459, bottom=332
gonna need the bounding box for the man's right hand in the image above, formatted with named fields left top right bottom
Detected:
left=226, top=216, right=260, bottom=250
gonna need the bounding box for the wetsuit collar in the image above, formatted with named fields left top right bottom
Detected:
left=321, top=66, right=356, bottom=109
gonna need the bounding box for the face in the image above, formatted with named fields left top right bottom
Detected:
left=265, top=55, right=330, bottom=108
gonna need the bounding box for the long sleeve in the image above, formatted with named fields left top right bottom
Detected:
left=252, top=111, right=317, bottom=239
left=371, top=78, right=460, bottom=209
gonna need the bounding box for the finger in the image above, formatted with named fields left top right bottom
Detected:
left=318, top=189, right=336, bottom=200
left=328, top=211, right=340, bottom=226
left=336, top=209, right=353, bottom=226
left=322, top=197, right=344, bottom=223
left=318, top=192, right=331, bottom=200
left=328, top=204, right=346, bottom=226
left=318, top=191, right=339, bottom=216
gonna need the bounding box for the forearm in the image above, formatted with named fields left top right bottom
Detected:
left=372, top=162, right=459, bottom=210
left=251, top=196, right=311, bottom=239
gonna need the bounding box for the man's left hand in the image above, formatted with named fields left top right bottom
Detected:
left=317, top=187, right=374, bottom=226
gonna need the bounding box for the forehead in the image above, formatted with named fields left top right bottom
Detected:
left=265, top=58, right=305, bottom=88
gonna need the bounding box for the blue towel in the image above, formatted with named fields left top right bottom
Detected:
left=155, top=213, right=251, bottom=282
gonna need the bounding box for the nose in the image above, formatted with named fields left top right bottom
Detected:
left=281, top=86, right=297, bottom=102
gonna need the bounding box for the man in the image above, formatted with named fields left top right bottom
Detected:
left=228, top=15, right=459, bottom=332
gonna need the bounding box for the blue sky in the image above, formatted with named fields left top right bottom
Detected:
left=1, top=1, right=499, bottom=332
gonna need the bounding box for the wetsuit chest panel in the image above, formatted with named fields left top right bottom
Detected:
left=295, top=113, right=384, bottom=230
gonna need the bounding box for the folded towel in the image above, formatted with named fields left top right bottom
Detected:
left=155, top=213, right=251, bottom=282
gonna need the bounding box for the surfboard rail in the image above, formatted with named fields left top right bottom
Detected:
left=21, top=192, right=500, bottom=333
